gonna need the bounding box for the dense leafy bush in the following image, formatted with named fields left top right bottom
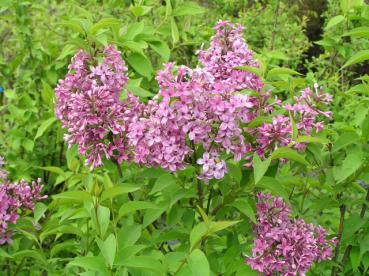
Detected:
left=0, top=0, right=368, bottom=275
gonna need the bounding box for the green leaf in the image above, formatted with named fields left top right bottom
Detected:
left=253, top=153, right=271, bottom=185
left=57, top=21, right=85, bottom=34
left=126, top=52, right=153, bottom=79
left=188, top=249, right=210, bottom=276
left=325, top=15, right=345, bottom=29
left=234, top=65, right=263, bottom=77
left=0, top=248, right=12, bottom=258
left=350, top=247, right=361, bottom=271
left=246, top=116, right=272, bottom=128
left=362, top=116, right=369, bottom=141
left=125, top=80, right=154, bottom=98
left=50, top=241, right=78, bottom=257
left=342, top=214, right=365, bottom=242
left=53, top=190, right=92, bottom=203
left=190, top=222, right=208, bottom=251
left=332, top=132, right=360, bottom=153
left=123, top=22, right=144, bottom=41
left=118, top=201, right=158, bottom=218
left=197, top=206, right=210, bottom=225
left=97, top=234, right=116, bottom=268
left=340, top=0, right=364, bottom=13
left=227, top=161, right=242, bottom=184
left=271, top=147, right=309, bottom=166
left=165, top=0, right=172, bottom=17
left=267, top=67, right=301, bottom=79
left=343, top=27, right=369, bottom=38
left=118, top=224, right=142, bottom=248
left=150, top=173, right=177, bottom=195
left=101, top=185, right=140, bottom=201
left=39, top=166, right=65, bottom=176
left=56, top=44, right=76, bottom=61
left=256, top=177, right=289, bottom=201
left=208, top=220, right=240, bottom=234
left=22, top=138, right=34, bottom=152
left=360, top=236, right=369, bottom=258
left=12, top=250, right=47, bottom=265
left=68, top=256, right=107, bottom=272
left=170, top=18, right=179, bottom=45
left=232, top=199, right=256, bottom=223
left=333, top=148, right=363, bottom=183
left=34, top=117, right=57, bottom=140
left=150, top=41, right=170, bottom=61
left=296, top=136, right=329, bottom=144
left=129, top=5, right=152, bottom=17
left=34, top=202, right=47, bottom=222
left=95, top=205, right=110, bottom=237
left=41, top=81, right=54, bottom=105
left=172, top=2, right=205, bottom=16
left=236, top=265, right=258, bottom=276
left=90, top=18, right=119, bottom=34
left=290, top=113, right=298, bottom=141
left=342, top=50, right=369, bottom=68
left=118, top=256, right=165, bottom=274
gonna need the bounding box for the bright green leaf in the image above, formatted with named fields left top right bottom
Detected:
left=126, top=52, right=153, bottom=79
left=35, top=117, right=57, bottom=140
left=188, top=249, right=210, bottom=276
left=253, top=153, right=271, bottom=185
left=97, top=234, right=117, bottom=268
left=342, top=50, right=369, bottom=68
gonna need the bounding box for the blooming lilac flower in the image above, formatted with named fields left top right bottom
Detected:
left=197, top=20, right=263, bottom=92
left=0, top=157, right=47, bottom=245
left=55, top=21, right=332, bottom=182
left=252, top=85, right=332, bottom=159
left=127, top=100, right=190, bottom=172
left=246, top=193, right=335, bottom=275
left=55, top=45, right=138, bottom=169
left=197, top=151, right=227, bottom=182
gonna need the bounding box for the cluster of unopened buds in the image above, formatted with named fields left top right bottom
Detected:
left=246, top=193, right=335, bottom=275
left=55, top=20, right=332, bottom=182
left=0, top=157, right=47, bottom=244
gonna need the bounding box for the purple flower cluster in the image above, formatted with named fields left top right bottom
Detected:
left=55, top=45, right=137, bottom=169
left=55, top=21, right=331, bottom=181
left=253, top=84, right=332, bottom=158
left=246, top=193, right=335, bottom=275
left=0, top=157, right=46, bottom=245
left=197, top=20, right=263, bottom=92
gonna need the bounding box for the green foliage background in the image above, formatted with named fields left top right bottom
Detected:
left=0, top=0, right=368, bottom=275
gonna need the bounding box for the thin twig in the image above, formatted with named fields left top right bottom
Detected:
left=114, top=159, right=134, bottom=201
left=206, top=187, right=213, bottom=215
left=14, top=258, right=26, bottom=275
left=341, top=188, right=369, bottom=268
left=331, top=203, right=346, bottom=276
left=269, top=0, right=280, bottom=51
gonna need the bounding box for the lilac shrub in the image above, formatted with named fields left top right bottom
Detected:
left=55, top=21, right=331, bottom=182
left=246, top=193, right=335, bottom=275
left=0, top=157, right=46, bottom=245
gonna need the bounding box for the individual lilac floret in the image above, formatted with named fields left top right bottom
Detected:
left=0, top=157, right=47, bottom=245
left=197, top=151, right=227, bottom=182
left=246, top=193, right=335, bottom=275
left=55, top=45, right=138, bottom=169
